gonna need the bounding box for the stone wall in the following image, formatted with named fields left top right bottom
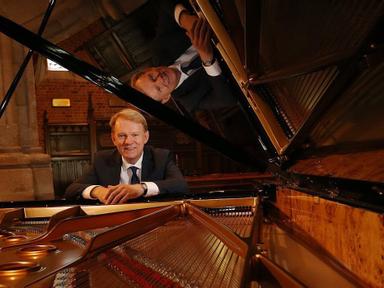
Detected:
left=0, top=34, right=54, bottom=201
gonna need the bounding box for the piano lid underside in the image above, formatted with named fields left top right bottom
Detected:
left=256, top=0, right=382, bottom=74
left=310, top=61, right=384, bottom=147
left=200, top=0, right=384, bottom=156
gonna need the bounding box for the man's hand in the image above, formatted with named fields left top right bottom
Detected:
left=91, top=184, right=145, bottom=204
left=179, top=10, right=198, bottom=32
left=105, top=184, right=145, bottom=204
left=186, top=18, right=213, bottom=64
left=90, top=186, right=110, bottom=204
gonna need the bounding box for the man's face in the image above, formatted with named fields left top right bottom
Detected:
left=134, top=67, right=180, bottom=103
left=111, top=118, right=149, bottom=164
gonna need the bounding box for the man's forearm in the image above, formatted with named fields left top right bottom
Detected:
left=82, top=185, right=100, bottom=199
left=174, top=3, right=216, bottom=66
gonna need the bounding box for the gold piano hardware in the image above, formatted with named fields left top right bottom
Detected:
left=18, top=244, right=57, bottom=256
left=2, top=235, right=28, bottom=244
left=0, top=261, right=40, bottom=277
left=0, top=197, right=362, bottom=287
left=194, top=0, right=289, bottom=154
left=0, top=198, right=257, bottom=287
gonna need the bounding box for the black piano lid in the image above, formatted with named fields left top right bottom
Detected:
left=1, top=1, right=383, bottom=165
left=0, top=0, right=55, bottom=118
left=0, top=14, right=268, bottom=171
left=193, top=0, right=384, bottom=160
left=0, top=1, right=383, bottom=213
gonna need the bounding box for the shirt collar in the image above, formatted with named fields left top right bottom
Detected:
left=171, top=45, right=199, bottom=89
left=121, top=152, right=144, bottom=171
left=174, top=45, right=197, bottom=64
left=171, top=63, right=189, bottom=89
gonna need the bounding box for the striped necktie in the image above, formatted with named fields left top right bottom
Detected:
left=180, top=56, right=201, bottom=75
left=129, top=166, right=140, bottom=184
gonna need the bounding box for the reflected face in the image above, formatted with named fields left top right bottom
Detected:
left=134, top=67, right=180, bottom=103
left=111, top=118, right=149, bottom=164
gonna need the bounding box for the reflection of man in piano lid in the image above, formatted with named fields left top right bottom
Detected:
left=130, top=1, right=237, bottom=116
left=65, top=108, right=188, bottom=204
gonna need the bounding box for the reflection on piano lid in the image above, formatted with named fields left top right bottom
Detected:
left=192, top=0, right=384, bottom=158
left=0, top=1, right=383, bottom=204
left=2, top=0, right=383, bottom=170
left=0, top=2, right=383, bottom=287
left=0, top=13, right=268, bottom=171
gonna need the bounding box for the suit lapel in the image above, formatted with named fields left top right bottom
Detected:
left=141, top=146, right=153, bottom=181
left=108, top=150, right=122, bottom=185
left=172, top=70, right=209, bottom=113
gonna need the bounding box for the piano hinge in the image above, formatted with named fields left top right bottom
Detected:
left=267, top=155, right=288, bottom=167
left=241, top=80, right=249, bottom=90
left=241, top=73, right=259, bottom=90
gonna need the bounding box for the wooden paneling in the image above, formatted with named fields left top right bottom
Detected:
left=51, top=157, right=91, bottom=198
left=289, top=149, right=384, bottom=182
left=185, top=172, right=272, bottom=194
left=275, top=188, right=384, bottom=288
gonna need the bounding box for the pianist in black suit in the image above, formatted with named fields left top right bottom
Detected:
left=65, top=108, right=188, bottom=204
left=130, top=0, right=237, bottom=117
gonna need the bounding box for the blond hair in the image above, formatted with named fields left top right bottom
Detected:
left=109, top=108, right=148, bottom=131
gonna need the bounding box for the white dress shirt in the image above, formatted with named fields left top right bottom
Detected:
left=82, top=153, right=159, bottom=199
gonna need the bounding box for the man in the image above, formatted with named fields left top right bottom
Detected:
left=65, top=108, right=188, bottom=204
left=130, top=0, right=237, bottom=116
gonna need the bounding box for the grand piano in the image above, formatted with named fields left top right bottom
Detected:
left=0, top=0, right=383, bottom=287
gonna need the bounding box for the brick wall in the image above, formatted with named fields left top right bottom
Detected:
left=35, top=20, right=130, bottom=148
left=34, top=18, right=247, bottom=175
left=36, top=79, right=130, bottom=148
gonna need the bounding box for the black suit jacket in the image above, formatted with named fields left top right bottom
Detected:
left=152, top=0, right=192, bottom=66
left=152, top=0, right=237, bottom=115
left=65, top=146, right=188, bottom=201
left=172, top=68, right=237, bottom=114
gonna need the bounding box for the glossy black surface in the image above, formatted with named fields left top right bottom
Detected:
left=0, top=14, right=267, bottom=170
